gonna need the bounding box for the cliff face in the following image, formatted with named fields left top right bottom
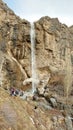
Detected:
left=0, top=0, right=31, bottom=89
left=35, top=16, right=73, bottom=70
left=0, top=0, right=73, bottom=98
left=0, top=0, right=73, bottom=100
left=0, top=1, right=73, bottom=129
left=34, top=16, right=73, bottom=97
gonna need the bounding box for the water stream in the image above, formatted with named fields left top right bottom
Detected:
left=30, top=22, right=37, bottom=94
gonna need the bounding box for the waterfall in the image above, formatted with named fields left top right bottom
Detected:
left=30, top=22, right=37, bottom=94
left=20, top=23, right=38, bottom=99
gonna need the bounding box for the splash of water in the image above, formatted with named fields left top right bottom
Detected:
left=30, top=22, right=37, bottom=94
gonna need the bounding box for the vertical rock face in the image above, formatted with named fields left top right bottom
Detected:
left=0, top=0, right=73, bottom=96
left=35, top=16, right=73, bottom=70
left=0, top=0, right=31, bottom=89
left=34, top=17, right=73, bottom=97
left=0, top=1, right=73, bottom=130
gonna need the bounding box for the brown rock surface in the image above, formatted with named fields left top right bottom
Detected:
left=0, top=0, right=31, bottom=89
left=0, top=1, right=73, bottom=129
left=0, top=0, right=73, bottom=92
left=0, top=87, right=68, bottom=130
left=34, top=16, right=73, bottom=97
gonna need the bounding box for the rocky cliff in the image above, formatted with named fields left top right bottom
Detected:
left=0, top=0, right=73, bottom=129
left=34, top=16, right=73, bottom=97
left=0, top=0, right=31, bottom=89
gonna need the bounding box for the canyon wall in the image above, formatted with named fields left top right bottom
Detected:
left=0, top=0, right=31, bottom=89
left=0, top=0, right=73, bottom=96
left=0, top=1, right=73, bottom=130
left=34, top=17, right=73, bottom=96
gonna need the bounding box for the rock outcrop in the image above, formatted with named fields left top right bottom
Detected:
left=34, top=16, right=73, bottom=97
left=0, top=0, right=31, bottom=89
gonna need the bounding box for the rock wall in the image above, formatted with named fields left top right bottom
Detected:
left=35, top=16, right=73, bottom=69
left=0, top=0, right=73, bottom=96
left=0, top=1, right=73, bottom=129
left=0, top=0, right=31, bottom=89
left=34, top=17, right=73, bottom=97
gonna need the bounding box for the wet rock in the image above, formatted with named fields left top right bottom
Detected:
left=37, top=87, right=45, bottom=96
left=49, top=97, right=57, bottom=108
left=33, top=94, right=39, bottom=101
left=57, top=102, right=65, bottom=110
left=65, top=116, right=73, bottom=130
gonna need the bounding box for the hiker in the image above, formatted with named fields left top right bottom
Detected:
left=10, top=87, right=15, bottom=96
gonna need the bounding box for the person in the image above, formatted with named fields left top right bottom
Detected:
left=10, top=87, right=15, bottom=96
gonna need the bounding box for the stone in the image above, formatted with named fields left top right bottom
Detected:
left=65, top=116, right=73, bottom=130
left=49, top=97, right=57, bottom=108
